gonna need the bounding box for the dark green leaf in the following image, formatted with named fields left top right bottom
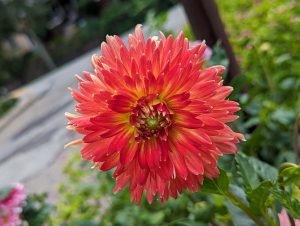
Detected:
left=248, top=156, right=278, bottom=181
left=226, top=185, right=257, bottom=226
left=226, top=201, right=256, bottom=226
left=172, top=219, right=207, bottom=226
left=247, top=181, right=273, bottom=215
left=201, top=169, right=229, bottom=195
left=237, top=153, right=278, bottom=183
left=236, top=153, right=260, bottom=191
left=218, top=154, right=236, bottom=173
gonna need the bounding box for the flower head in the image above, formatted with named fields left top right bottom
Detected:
left=0, top=183, right=26, bottom=226
left=66, top=25, right=244, bottom=204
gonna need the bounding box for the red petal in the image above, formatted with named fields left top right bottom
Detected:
left=167, top=92, right=191, bottom=110
left=107, top=131, right=131, bottom=155
left=185, top=153, right=204, bottom=175
left=175, top=110, right=203, bottom=129
left=100, top=152, right=119, bottom=171
left=120, top=141, right=139, bottom=165
left=169, top=148, right=188, bottom=180
left=138, top=143, right=148, bottom=169
left=198, top=115, right=225, bottom=130
left=83, top=130, right=103, bottom=143
left=108, top=95, right=134, bottom=113
left=101, top=123, right=126, bottom=138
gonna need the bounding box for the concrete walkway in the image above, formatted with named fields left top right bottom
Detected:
left=0, top=5, right=188, bottom=195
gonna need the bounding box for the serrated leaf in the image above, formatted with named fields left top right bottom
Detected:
left=248, top=156, right=278, bottom=181
left=218, top=154, right=236, bottom=173
left=238, top=153, right=278, bottom=183
left=247, top=181, right=273, bottom=216
left=201, top=169, right=229, bottom=195
left=236, top=153, right=260, bottom=191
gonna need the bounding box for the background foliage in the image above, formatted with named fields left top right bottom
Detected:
left=216, top=0, right=300, bottom=165
left=45, top=0, right=300, bottom=223
left=1, top=0, right=300, bottom=225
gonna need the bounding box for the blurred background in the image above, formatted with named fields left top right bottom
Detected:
left=0, top=0, right=299, bottom=225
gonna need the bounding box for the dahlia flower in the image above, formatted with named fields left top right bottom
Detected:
left=0, top=184, right=26, bottom=226
left=66, top=25, right=244, bottom=204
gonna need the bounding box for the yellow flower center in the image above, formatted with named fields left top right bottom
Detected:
left=130, top=95, right=172, bottom=141
left=146, top=118, right=159, bottom=130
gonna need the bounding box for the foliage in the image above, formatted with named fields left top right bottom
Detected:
left=49, top=0, right=177, bottom=65
left=2, top=1, right=300, bottom=224
left=21, top=193, right=53, bottom=226
left=0, top=97, right=18, bottom=118
left=216, top=0, right=300, bottom=165
left=49, top=150, right=300, bottom=226
left=0, top=0, right=177, bottom=117
left=0, top=0, right=51, bottom=86
left=51, top=153, right=232, bottom=226
left=49, top=8, right=300, bottom=223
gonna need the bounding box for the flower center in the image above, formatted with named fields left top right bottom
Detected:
left=130, top=96, right=172, bottom=141
left=146, top=118, right=159, bottom=129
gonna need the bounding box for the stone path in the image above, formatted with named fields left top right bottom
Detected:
left=0, top=5, right=188, bottom=196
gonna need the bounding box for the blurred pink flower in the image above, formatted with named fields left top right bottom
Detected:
left=0, top=184, right=26, bottom=226
left=279, top=209, right=300, bottom=226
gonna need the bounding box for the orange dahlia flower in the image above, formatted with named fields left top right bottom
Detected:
left=66, top=25, right=244, bottom=204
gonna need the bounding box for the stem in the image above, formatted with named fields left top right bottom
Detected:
left=225, top=191, right=265, bottom=226
left=262, top=210, right=276, bottom=226
left=293, top=113, right=300, bottom=164
left=254, top=46, right=275, bottom=95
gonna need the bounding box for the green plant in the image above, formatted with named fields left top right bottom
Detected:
left=0, top=97, right=18, bottom=118
left=21, top=193, right=53, bottom=226
left=216, top=0, right=300, bottom=165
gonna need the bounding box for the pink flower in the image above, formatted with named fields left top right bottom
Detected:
left=66, top=25, right=244, bottom=204
left=279, top=209, right=300, bottom=226
left=0, top=184, right=26, bottom=226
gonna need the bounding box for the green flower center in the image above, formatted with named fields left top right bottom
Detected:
left=146, top=118, right=159, bottom=130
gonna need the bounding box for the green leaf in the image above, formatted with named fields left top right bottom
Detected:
left=247, top=181, right=273, bottom=216
left=226, top=185, right=256, bottom=226
left=67, top=221, right=98, bottom=226
left=236, top=153, right=260, bottom=191
left=272, top=188, right=300, bottom=218
left=226, top=201, right=256, bottom=226
left=201, top=169, right=229, bottom=195
left=248, top=156, right=278, bottom=181
left=172, top=219, right=207, bottom=226
left=237, top=153, right=278, bottom=183
left=218, top=154, right=236, bottom=173
left=280, top=165, right=300, bottom=187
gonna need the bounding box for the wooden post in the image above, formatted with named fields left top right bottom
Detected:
left=180, top=0, right=240, bottom=82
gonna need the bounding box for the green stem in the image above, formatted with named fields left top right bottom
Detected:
left=225, top=191, right=265, bottom=226
left=262, top=210, right=276, bottom=226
